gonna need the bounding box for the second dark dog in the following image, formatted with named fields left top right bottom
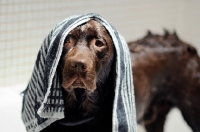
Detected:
left=129, top=30, right=200, bottom=132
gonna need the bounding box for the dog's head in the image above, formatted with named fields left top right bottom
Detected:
left=58, top=20, right=114, bottom=119
left=60, top=20, right=114, bottom=93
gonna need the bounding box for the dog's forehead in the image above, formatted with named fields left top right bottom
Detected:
left=68, top=21, right=93, bottom=34
left=67, top=20, right=113, bottom=45
left=81, top=20, right=103, bottom=32
left=79, top=24, right=88, bottom=32
left=68, top=20, right=108, bottom=37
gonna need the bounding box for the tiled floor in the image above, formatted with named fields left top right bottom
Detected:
left=0, top=85, right=192, bottom=132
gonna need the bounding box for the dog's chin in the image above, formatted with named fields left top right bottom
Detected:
left=62, top=78, right=97, bottom=92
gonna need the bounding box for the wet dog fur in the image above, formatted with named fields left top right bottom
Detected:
left=42, top=20, right=116, bottom=132
left=129, top=30, right=200, bottom=132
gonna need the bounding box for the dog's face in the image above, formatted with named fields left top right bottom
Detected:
left=61, top=20, right=114, bottom=92
left=59, top=20, right=114, bottom=116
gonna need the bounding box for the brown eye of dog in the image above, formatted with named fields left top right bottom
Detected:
left=95, top=40, right=104, bottom=47
left=64, top=36, right=70, bottom=43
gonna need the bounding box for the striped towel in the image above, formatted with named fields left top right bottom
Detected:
left=21, top=13, right=137, bottom=132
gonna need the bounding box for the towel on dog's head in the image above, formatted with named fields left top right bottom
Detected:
left=21, top=13, right=137, bottom=132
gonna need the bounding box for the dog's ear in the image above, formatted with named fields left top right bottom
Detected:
left=104, top=49, right=116, bottom=83
left=57, top=54, right=66, bottom=83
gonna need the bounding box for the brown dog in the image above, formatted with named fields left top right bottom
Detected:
left=129, top=30, right=200, bottom=132
left=42, top=20, right=115, bottom=132
left=60, top=19, right=114, bottom=118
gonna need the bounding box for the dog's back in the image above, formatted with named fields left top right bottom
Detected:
left=129, top=30, right=200, bottom=132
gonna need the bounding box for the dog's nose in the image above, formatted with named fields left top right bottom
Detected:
left=71, top=60, right=87, bottom=72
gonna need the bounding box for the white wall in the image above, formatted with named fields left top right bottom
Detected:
left=181, top=0, right=200, bottom=49
left=0, top=0, right=199, bottom=87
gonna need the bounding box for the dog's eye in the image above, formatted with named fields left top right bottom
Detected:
left=64, top=36, right=70, bottom=43
left=95, top=40, right=104, bottom=47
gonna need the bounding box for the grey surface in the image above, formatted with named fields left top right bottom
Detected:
left=0, top=85, right=192, bottom=132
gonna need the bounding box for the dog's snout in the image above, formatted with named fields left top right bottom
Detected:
left=71, top=60, right=87, bottom=72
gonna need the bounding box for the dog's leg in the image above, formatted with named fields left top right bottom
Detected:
left=178, top=98, right=200, bottom=132
left=144, top=101, right=174, bottom=132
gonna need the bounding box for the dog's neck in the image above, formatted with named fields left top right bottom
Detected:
left=56, top=112, right=94, bottom=126
left=58, top=86, right=99, bottom=126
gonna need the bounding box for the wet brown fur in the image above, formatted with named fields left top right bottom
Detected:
left=129, top=30, right=200, bottom=132
left=42, top=20, right=115, bottom=132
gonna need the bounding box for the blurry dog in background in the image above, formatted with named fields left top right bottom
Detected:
left=129, top=30, right=200, bottom=132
